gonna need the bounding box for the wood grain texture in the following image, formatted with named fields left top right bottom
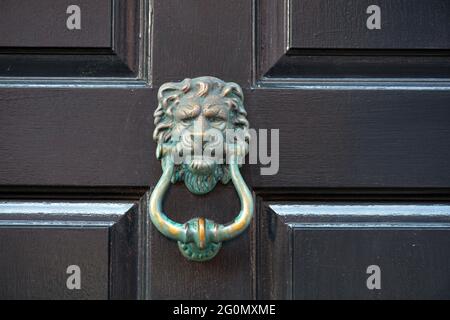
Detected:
left=293, top=228, right=450, bottom=299
left=0, top=0, right=146, bottom=79
left=246, top=88, right=450, bottom=188
left=259, top=202, right=450, bottom=299
left=265, top=50, right=450, bottom=79
left=113, top=0, right=148, bottom=77
left=0, top=87, right=155, bottom=186
left=0, top=201, right=143, bottom=299
left=0, top=0, right=449, bottom=300
left=256, top=0, right=288, bottom=80
left=257, top=0, right=450, bottom=81
left=257, top=197, right=293, bottom=299
left=0, top=87, right=449, bottom=189
left=146, top=184, right=254, bottom=299
left=0, top=227, right=109, bottom=299
left=152, top=0, right=252, bottom=86
left=0, top=0, right=112, bottom=48
left=290, top=0, right=450, bottom=49
left=0, top=53, right=135, bottom=78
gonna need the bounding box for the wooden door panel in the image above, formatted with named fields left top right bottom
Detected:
left=257, top=0, right=450, bottom=80
left=0, top=0, right=112, bottom=48
left=0, top=88, right=154, bottom=187
left=258, top=202, right=450, bottom=299
left=246, top=89, right=450, bottom=188
left=293, top=228, right=450, bottom=299
left=152, top=0, right=252, bottom=86
left=0, top=0, right=146, bottom=79
left=254, top=0, right=450, bottom=300
left=290, top=0, right=450, bottom=49
left=0, top=201, right=144, bottom=299
left=0, top=226, right=109, bottom=299
left=2, top=87, right=449, bottom=189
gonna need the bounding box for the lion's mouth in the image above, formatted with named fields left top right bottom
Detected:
left=187, top=156, right=217, bottom=175
left=183, top=160, right=224, bottom=195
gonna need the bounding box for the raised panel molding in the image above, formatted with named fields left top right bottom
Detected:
left=257, top=198, right=450, bottom=299
left=255, top=0, right=450, bottom=87
left=0, top=200, right=147, bottom=299
left=0, top=0, right=151, bottom=84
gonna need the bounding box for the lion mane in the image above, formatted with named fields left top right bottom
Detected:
left=152, top=77, right=250, bottom=193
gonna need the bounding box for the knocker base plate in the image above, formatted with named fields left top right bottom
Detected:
left=177, top=241, right=222, bottom=262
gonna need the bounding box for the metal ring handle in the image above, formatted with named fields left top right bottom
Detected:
left=149, top=155, right=253, bottom=261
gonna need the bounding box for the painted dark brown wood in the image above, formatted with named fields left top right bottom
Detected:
left=0, top=201, right=143, bottom=299
left=0, top=226, right=109, bottom=299
left=257, top=0, right=450, bottom=81
left=290, top=0, right=450, bottom=49
left=113, top=0, right=149, bottom=78
left=0, top=0, right=449, bottom=300
left=265, top=50, right=450, bottom=79
left=146, top=184, right=254, bottom=299
left=0, top=0, right=147, bottom=79
left=0, top=0, right=112, bottom=48
left=152, top=0, right=252, bottom=87
left=259, top=202, right=450, bottom=299
left=256, top=0, right=289, bottom=81
left=1, top=88, right=449, bottom=189
left=0, top=53, right=134, bottom=78
left=293, top=228, right=450, bottom=299
left=246, top=88, right=450, bottom=189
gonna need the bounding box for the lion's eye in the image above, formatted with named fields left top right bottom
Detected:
left=176, top=104, right=200, bottom=125
left=180, top=113, right=197, bottom=125
left=208, top=115, right=226, bottom=124
left=181, top=117, right=194, bottom=125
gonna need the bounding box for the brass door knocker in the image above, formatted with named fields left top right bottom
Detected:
left=150, top=76, right=254, bottom=261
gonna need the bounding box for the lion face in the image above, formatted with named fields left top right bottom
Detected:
left=153, top=77, right=249, bottom=195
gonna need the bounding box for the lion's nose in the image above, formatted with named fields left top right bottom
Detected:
left=184, top=130, right=219, bottom=155
left=180, top=130, right=204, bottom=151
left=189, top=131, right=206, bottom=141
left=189, top=132, right=209, bottom=151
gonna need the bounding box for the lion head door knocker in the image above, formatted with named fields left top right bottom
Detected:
left=150, top=76, right=254, bottom=261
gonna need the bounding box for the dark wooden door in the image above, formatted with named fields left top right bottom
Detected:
left=0, top=0, right=450, bottom=300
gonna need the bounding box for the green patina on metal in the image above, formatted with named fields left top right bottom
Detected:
left=177, top=218, right=222, bottom=261
left=149, top=77, right=254, bottom=262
